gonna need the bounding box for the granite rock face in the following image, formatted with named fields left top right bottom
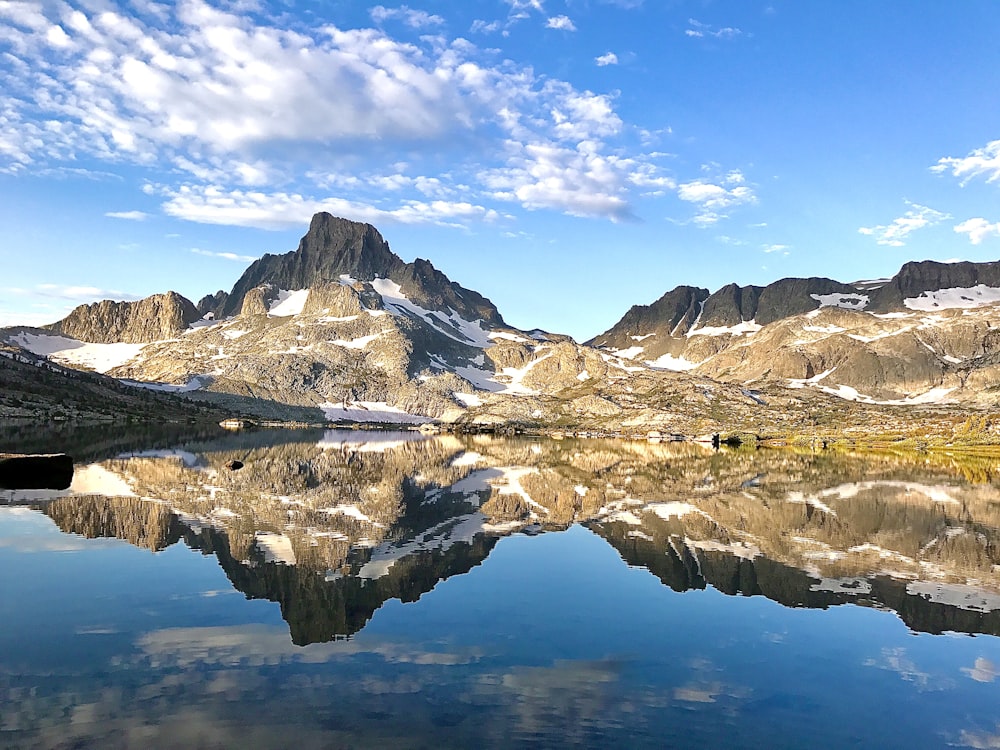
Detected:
left=47, top=292, right=200, bottom=344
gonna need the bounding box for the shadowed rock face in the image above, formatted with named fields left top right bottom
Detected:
left=218, top=213, right=505, bottom=327
left=868, top=260, right=1000, bottom=312
left=47, top=292, right=200, bottom=344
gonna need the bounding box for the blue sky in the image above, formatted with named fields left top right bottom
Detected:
left=1, top=0, right=999, bottom=340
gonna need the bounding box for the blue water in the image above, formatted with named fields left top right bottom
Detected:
left=2, top=436, right=1000, bottom=748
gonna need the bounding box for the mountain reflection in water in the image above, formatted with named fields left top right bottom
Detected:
left=22, top=430, right=1000, bottom=642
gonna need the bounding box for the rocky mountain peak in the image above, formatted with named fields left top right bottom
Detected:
left=217, top=213, right=504, bottom=327
left=47, top=291, right=199, bottom=344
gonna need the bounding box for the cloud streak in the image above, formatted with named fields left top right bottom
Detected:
left=858, top=202, right=950, bottom=247
left=932, top=140, right=1000, bottom=185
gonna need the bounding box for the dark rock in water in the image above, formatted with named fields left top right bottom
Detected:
left=0, top=453, right=73, bottom=490
left=226, top=460, right=244, bottom=471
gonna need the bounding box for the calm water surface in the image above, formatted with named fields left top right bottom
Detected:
left=2, top=430, right=1000, bottom=748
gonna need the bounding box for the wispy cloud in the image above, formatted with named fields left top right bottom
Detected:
left=34, top=283, right=143, bottom=303
left=762, top=243, right=789, bottom=254
left=686, top=19, right=743, bottom=39
left=190, top=248, right=260, bottom=262
left=932, top=140, right=1000, bottom=185
left=595, top=52, right=619, bottom=66
left=546, top=15, right=577, bottom=31
left=858, top=202, right=950, bottom=246
left=954, top=217, right=1000, bottom=245
left=105, top=210, right=149, bottom=221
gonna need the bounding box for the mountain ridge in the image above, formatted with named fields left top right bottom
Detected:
left=5, top=213, right=1000, bottom=430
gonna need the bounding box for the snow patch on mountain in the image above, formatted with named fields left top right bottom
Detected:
left=255, top=532, right=297, bottom=565
left=904, top=284, right=1000, bottom=311
left=330, top=332, right=384, bottom=349
left=687, top=320, right=761, bottom=337
left=70, top=464, right=136, bottom=497
left=316, top=430, right=426, bottom=452
left=11, top=332, right=145, bottom=373
left=646, top=353, right=699, bottom=371
left=810, top=292, right=870, bottom=310
left=268, top=289, right=309, bottom=317
left=907, top=582, right=1000, bottom=613
left=612, top=346, right=645, bottom=359
left=124, top=376, right=208, bottom=393
left=817, top=384, right=956, bottom=405
left=372, top=277, right=492, bottom=347
left=318, top=401, right=429, bottom=423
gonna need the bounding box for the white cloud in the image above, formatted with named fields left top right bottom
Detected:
left=686, top=19, right=743, bottom=39
left=762, top=244, right=789, bottom=254
left=369, top=5, right=445, bottom=29
left=954, top=217, right=1000, bottom=245
left=161, top=184, right=503, bottom=230
left=676, top=169, right=756, bottom=225
left=858, top=202, right=950, bottom=247
left=0, top=1, right=677, bottom=227
left=190, top=248, right=259, bottom=262
left=932, top=140, right=1000, bottom=185
left=595, top=52, right=618, bottom=66
left=480, top=141, right=635, bottom=222
left=546, top=15, right=576, bottom=31
left=105, top=210, right=149, bottom=221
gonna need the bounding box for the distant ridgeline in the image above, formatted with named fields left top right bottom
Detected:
left=4, top=211, right=1000, bottom=431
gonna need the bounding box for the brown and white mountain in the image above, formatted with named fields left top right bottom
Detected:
left=4, top=213, right=999, bottom=432
left=591, top=260, right=1000, bottom=406
left=6, top=213, right=827, bottom=432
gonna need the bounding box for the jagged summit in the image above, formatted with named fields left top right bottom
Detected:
left=215, top=213, right=505, bottom=327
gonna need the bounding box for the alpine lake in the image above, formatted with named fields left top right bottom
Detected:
left=3, top=426, right=1000, bottom=749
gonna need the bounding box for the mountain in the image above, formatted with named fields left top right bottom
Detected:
left=6, top=213, right=843, bottom=434
left=209, top=212, right=505, bottom=328
left=5, top=213, right=1000, bottom=433
left=591, top=259, right=1000, bottom=405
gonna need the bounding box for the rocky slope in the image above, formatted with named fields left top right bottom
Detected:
left=591, top=260, right=1000, bottom=405
left=0, top=339, right=226, bottom=424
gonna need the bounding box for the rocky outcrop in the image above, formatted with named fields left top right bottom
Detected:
left=197, top=290, right=228, bottom=319
left=48, top=291, right=199, bottom=344
left=869, top=260, right=1000, bottom=312
left=590, top=285, right=707, bottom=352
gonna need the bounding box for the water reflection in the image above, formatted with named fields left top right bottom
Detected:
left=14, top=430, right=1000, bottom=641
